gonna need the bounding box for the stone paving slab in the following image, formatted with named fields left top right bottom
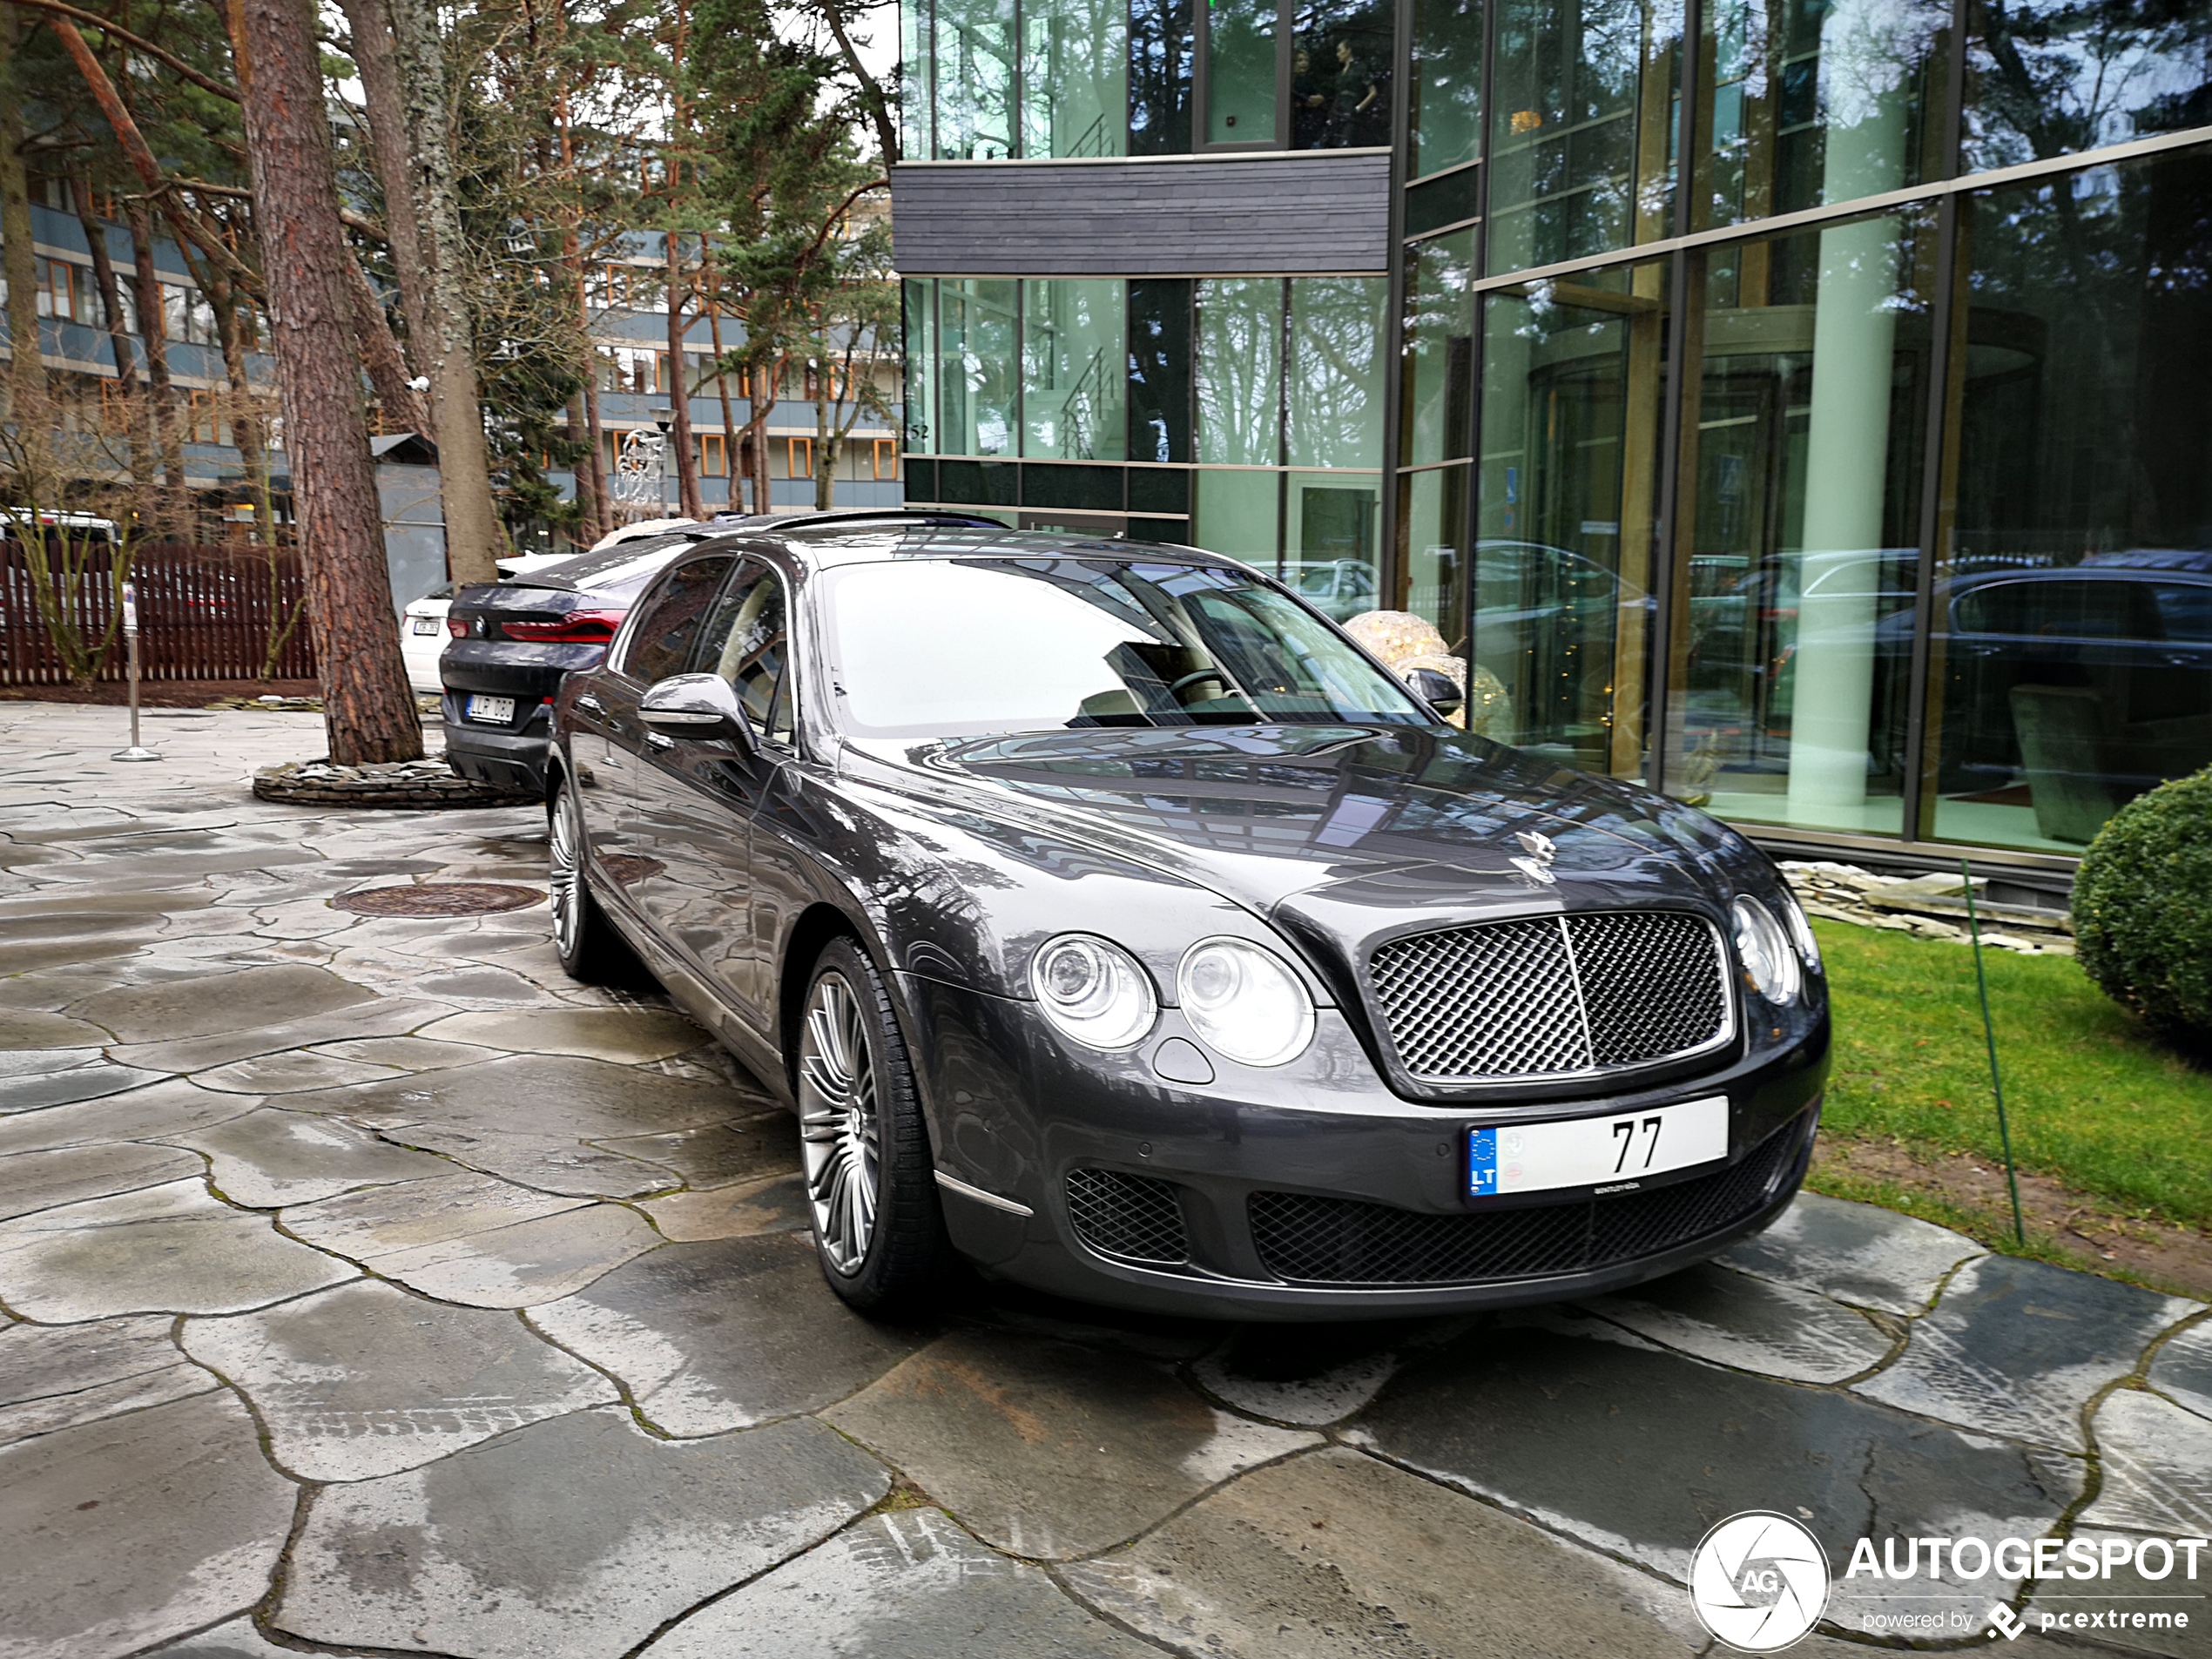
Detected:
left=597, top=1114, right=798, bottom=1190
left=0, top=1008, right=112, bottom=1048
left=416, top=1007, right=709, bottom=1064
left=643, top=1507, right=1153, bottom=1659
left=0, top=1044, right=104, bottom=1078
left=170, top=1109, right=452, bottom=1206
left=0, top=1061, right=173, bottom=1113
left=1188, top=1321, right=1410, bottom=1427
left=281, top=1170, right=588, bottom=1258
left=142, top=1617, right=299, bottom=1659
left=2149, top=1319, right=2212, bottom=1423
left=1351, top=1323, right=2078, bottom=1628
left=192, top=1051, right=400, bottom=1095
left=184, top=1278, right=617, bottom=1480
left=283, top=1053, right=746, bottom=1142
left=1723, top=1190, right=1984, bottom=1314
left=1853, top=1255, right=2200, bottom=1450
left=531, top=1234, right=931, bottom=1433
left=0, top=1389, right=296, bottom=1659
left=374, top=1203, right=662, bottom=1307
left=0, top=1080, right=258, bottom=1158
left=1581, top=1261, right=1896, bottom=1384
left=0, top=1142, right=206, bottom=1221
left=1065, top=1447, right=1709, bottom=1658
left=639, top=1173, right=810, bottom=1241
left=67, top=965, right=376, bottom=1045
left=0, top=1314, right=217, bottom=1447
left=826, top=1328, right=1319, bottom=1560
left=273, top=1409, right=889, bottom=1659
left=2080, top=1388, right=2212, bottom=1536
left=307, top=1035, right=503, bottom=1070
left=376, top=1125, right=677, bottom=1198
left=106, top=995, right=455, bottom=1076
left=0, top=1178, right=358, bottom=1320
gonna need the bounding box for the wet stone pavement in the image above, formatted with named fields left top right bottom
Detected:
left=2, top=702, right=2208, bottom=1659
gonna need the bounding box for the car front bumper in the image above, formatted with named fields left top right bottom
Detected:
left=897, top=972, right=1828, bottom=1320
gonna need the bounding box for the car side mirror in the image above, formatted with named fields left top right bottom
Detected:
left=639, top=673, right=753, bottom=748
left=1404, top=667, right=1465, bottom=719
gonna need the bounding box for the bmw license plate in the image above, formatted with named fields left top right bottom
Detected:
left=465, top=694, right=516, bottom=725
left=410, top=617, right=441, bottom=635
left=1469, top=1096, right=1729, bottom=1198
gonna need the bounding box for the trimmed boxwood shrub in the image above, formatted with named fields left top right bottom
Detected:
left=2073, top=765, right=2212, bottom=1040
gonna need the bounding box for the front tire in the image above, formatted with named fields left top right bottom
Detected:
left=797, top=936, right=950, bottom=1315
left=548, top=772, right=631, bottom=984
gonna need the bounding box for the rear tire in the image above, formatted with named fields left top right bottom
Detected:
left=797, top=936, right=952, bottom=1316
left=548, top=773, right=631, bottom=984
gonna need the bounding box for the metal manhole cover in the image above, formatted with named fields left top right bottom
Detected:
left=332, top=883, right=544, bottom=917
left=598, top=855, right=666, bottom=885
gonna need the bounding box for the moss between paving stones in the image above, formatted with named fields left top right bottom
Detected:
left=253, top=758, right=536, bottom=810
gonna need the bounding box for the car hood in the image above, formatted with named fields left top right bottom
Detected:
left=840, top=725, right=1744, bottom=941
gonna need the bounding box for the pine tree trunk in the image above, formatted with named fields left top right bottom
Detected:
left=342, top=254, right=429, bottom=434
left=0, top=16, right=50, bottom=470
left=385, top=0, right=504, bottom=584
left=232, top=0, right=423, bottom=765
left=334, top=0, right=433, bottom=359
left=124, top=204, right=185, bottom=538
left=664, top=233, right=703, bottom=520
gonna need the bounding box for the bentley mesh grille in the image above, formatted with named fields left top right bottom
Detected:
left=1246, top=1119, right=1803, bottom=1286
left=1065, top=1169, right=1190, bottom=1265
left=1368, top=911, right=1730, bottom=1082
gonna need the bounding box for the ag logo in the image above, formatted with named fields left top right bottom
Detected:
left=1689, top=1511, right=1831, bottom=1651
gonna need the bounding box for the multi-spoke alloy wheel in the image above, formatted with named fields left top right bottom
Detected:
left=799, top=971, right=881, bottom=1274
left=549, top=785, right=584, bottom=962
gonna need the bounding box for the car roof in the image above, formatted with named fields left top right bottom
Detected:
left=702, top=511, right=1235, bottom=572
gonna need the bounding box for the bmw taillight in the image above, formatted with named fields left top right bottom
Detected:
left=446, top=617, right=469, bottom=637
left=498, top=609, right=625, bottom=644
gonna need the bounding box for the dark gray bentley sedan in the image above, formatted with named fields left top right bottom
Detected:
left=546, top=512, right=1829, bottom=1318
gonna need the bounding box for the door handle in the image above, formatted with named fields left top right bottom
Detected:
left=644, top=731, right=674, bottom=751
left=576, top=692, right=604, bottom=712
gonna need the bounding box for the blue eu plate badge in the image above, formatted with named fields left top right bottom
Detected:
left=1468, top=1128, right=1499, bottom=1197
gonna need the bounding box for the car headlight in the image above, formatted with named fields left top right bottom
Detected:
left=1031, top=934, right=1157, bottom=1050
left=1176, top=937, right=1316, bottom=1068
left=1777, top=887, right=1822, bottom=972
left=1731, top=896, right=1801, bottom=1005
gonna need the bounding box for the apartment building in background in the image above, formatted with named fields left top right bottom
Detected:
left=889, top=0, right=2212, bottom=867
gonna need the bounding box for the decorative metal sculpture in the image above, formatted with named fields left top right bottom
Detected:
left=612, top=428, right=668, bottom=507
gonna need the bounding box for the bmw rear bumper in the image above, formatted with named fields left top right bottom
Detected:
left=896, top=972, right=1827, bottom=1321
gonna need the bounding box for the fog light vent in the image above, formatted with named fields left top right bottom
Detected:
left=1065, top=1168, right=1189, bottom=1266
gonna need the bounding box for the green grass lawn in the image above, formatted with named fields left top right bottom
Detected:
left=1811, top=919, right=2212, bottom=1230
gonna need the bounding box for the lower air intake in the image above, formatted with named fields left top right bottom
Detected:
left=1065, top=1168, right=1190, bottom=1266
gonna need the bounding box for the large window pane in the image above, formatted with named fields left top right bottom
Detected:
left=1286, top=277, right=1386, bottom=469
left=1486, top=0, right=1683, bottom=273
left=936, top=0, right=1017, bottom=158
left=1475, top=264, right=1669, bottom=776
left=1129, top=278, right=1194, bottom=462
left=942, top=279, right=1019, bottom=455
left=904, top=280, right=937, bottom=454
left=1023, top=280, right=1128, bottom=459
left=1022, top=0, right=1129, bottom=156
left=1196, top=278, right=1283, bottom=464
left=1671, top=211, right=1934, bottom=840
left=1130, top=0, right=1196, bottom=153
left=1284, top=469, right=1384, bottom=616
left=903, top=2, right=934, bottom=159
left=1192, top=469, right=1282, bottom=565
left=1696, top=0, right=1949, bottom=233
left=1292, top=0, right=1394, bottom=150
left=1400, top=462, right=1472, bottom=651
left=1963, top=0, right=2212, bottom=173
left=1401, top=228, right=1477, bottom=465
left=1933, top=146, right=2212, bottom=853
left=1409, top=0, right=1483, bottom=177
left=1206, top=0, right=1278, bottom=144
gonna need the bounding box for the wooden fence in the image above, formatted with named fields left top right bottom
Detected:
left=0, top=538, right=318, bottom=685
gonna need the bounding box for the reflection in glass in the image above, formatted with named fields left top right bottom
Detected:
left=1934, top=147, right=2212, bottom=852
left=1196, top=278, right=1284, bottom=464
left=1024, top=280, right=1128, bottom=459
left=934, top=0, right=1017, bottom=158
left=1963, top=0, right=2212, bottom=172
left=1696, top=0, right=1946, bottom=233
left=1022, top=0, right=1129, bottom=156
left=1401, top=228, right=1477, bottom=465
left=1292, top=0, right=1394, bottom=149
left=1192, top=469, right=1282, bottom=566
left=1408, top=0, right=1483, bottom=176
left=1206, top=0, right=1278, bottom=143
left=903, top=3, right=934, bottom=158
left=1399, top=462, right=1471, bottom=650
left=1287, top=278, right=1386, bottom=469
left=1128, top=279, right=1194, bottom=463
left=904, top=281, right=937, bottom=454
left=1672, top=211, right=1931, bottom=838
left=942, top=279, right=1019, bottom=455
left=1285, top=470, right=1384, bottom=616
left=1476, top=266, right=1668, bottom=776
left=1486, top=0, right=1683, bottom=273
left=1130, top=0, right=1197, bottom=153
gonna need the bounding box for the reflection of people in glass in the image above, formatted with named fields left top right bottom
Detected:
left=1328, top=38, right=1379, bottom=145
left=1292, top=48, right=1332, bottom=148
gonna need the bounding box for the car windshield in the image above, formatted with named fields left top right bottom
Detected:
left=820, top=556, right=1430, bottom=738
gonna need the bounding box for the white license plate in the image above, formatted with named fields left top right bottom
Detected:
left=1469, top=1096, right=1730, bottom=1198
left=411, top=617, right=442, bottom=635
left=466, top=694, right=516, bottom=725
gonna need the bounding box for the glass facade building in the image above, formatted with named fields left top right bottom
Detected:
left=895, top=0, right=2212, bottom=864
